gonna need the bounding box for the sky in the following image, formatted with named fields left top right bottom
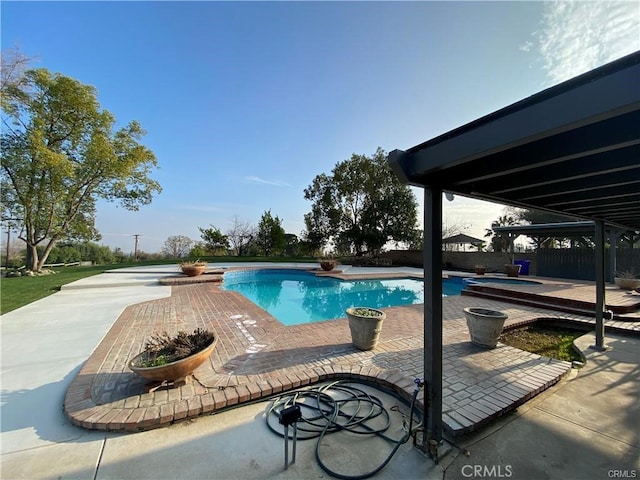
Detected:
left=2, top=1, right=639, bottom=255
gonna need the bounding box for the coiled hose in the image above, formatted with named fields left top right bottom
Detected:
left=265, top=380, right=423, bottom=480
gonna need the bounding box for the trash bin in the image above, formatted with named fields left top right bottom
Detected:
left=514, top=260, right=530, bottom=275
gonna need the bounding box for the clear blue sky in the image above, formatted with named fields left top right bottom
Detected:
left=2, top=1, right=638, bottom=254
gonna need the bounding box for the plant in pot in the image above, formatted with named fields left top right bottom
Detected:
left=614, top=270, right=640, bottom=291
left=129, top=328, right=217, bottom=388
left=180, top=259, right=207, bottom=277
left=504, top=263, right=521, bottom=277
left=463, top=307, right=508, bottom=349
left=504, top=247, right=520, bottom=277
left=475, top=265, right=486, bottom=275
left=318, top=256, right=338, bottom=271
left=346, top=307, right=386, bottom=350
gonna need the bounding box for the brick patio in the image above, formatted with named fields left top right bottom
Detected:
left=64, top=271, right=640, bottom=437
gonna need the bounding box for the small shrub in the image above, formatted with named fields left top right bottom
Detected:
left=139, top=328, right=215, bottom=367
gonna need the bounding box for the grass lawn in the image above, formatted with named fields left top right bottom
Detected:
left=500, top=324, right=585, bottom=363
left=0, top=256, right=318, bottom=315
left=1, top=264, right=118, bottom=315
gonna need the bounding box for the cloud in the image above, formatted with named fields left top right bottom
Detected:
left=536, top=1, right=639, bottom=85
left=242, top=176, right=291, bottom=187
left=519, top=41, right=533, bottom=53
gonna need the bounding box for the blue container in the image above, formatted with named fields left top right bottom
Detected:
left=514, top=260, right=531, bottom=275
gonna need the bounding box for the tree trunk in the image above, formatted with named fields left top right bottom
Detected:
left=24, top=239, right=58, bottom=271
left=37, top=239, right=57, bottom=271
left=26, top=244, right=39, bottom=271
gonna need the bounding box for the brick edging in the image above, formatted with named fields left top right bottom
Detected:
left=64, top=365, right=423, bottom=432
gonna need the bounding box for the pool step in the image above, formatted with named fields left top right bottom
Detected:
left=466, top=284, right=594, bottom=311
left=158, top=272, right=224, bottom=286
left=463, top=284, right=640, bottom=315
left=461, top=288, right=598, bottom=318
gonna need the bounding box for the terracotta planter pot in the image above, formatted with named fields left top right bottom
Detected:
left=504, top=264, right=521, bottom=277
left=614, top=277, right=640, bottom=290
left=475, top=266, right=486, bottom=275
left=129, top=336, right=217, bottom=384
left=181, top=264, right=206, bottom=277
left=346, top=307, right=386, bottom=350
left=463, top=307, right=508, bottom=349
left=320, top=260, right=337, bottom=271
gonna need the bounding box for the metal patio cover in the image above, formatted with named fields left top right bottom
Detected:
left=386, top=51, right=639, bottom=456
left=389, top=51, right=640, bottom=232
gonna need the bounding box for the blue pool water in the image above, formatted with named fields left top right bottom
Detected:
left=222, top=269, right=465, bottom=326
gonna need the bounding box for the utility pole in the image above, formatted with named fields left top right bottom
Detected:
left=133, top=234, right=140, bottom=260
left=5, top=228, right=9, bottom=269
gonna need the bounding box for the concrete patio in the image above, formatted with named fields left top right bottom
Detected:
left=2, top=264, right=639, bottom=480
left=59, top=265, right=639, bottom=437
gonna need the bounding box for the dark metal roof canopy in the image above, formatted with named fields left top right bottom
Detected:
left=387, top=52, right=639, bottom=458
left=492, top=221, right=598, bottom=238
left=389, top=51, right=640, bottom=233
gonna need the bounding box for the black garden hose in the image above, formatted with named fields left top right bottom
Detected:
left=265, top=380, right=423, bottom=480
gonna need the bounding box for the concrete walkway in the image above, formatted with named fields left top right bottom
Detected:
left=1, top=264, right=638, bottom=479
left=441, top=333, right=639, bottom=480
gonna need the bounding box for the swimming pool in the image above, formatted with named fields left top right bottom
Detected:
left=222, top=269, right=465, bottom=326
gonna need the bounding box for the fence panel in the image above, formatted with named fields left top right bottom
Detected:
left=537, top=248, right=639, bottom=280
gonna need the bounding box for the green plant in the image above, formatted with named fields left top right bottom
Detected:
left=179, top=259, right=207, bottom=267
left=318, top=256, right=339, bottom=271
left=139, top=328, right=215, bottom=367
left=500, top=325, right=584, bottom=363
left=616, top=270, right=638, bottom=279
left=348, top=307, right=384, bottom=318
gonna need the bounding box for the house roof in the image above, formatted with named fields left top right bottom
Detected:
left=389, top=51, right=640, bottom=233
left=442, top=233, right=485, bottom=244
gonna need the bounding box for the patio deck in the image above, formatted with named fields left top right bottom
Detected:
left=64, top=272, right=640, bottom=437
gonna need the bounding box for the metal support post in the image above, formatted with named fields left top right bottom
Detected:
left=279, top=404, right=301, bottom=470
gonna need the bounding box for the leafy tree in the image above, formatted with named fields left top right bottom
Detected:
left=257, top=210, right=285, bottom=256
left=226, top=215, right=255, bottom=256
left=303, top=148, right=418, bottom=256
left=283, top=233, right=301, bottom=257
left=161, top=235, right=194, bottom=258
left=484, top=214, right=520, bottom=257
left=300, top=208, right=330, bottom=253
left=198, top=225, right=229, bottom=254
left=0, top=47, right=33, bottom=115
left=188, top=243, right=209, bottom=259
left=1, top=61, right=161, bottom=271
left=47, top=241, right=115, bottom=264
left=513, top=208, right=587, bottom=250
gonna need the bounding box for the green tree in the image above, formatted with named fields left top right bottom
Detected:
left=188, top=243, right=209, bottom=259
left=304, top=148, right=418, bottom=256
left=198, top=225, right=229, bottom=254
left=47, top=241, right=115, bottom=264
left=1, top=64, right=161, bottom=271
left=513, top=207, right=586, bottom=250
left=484, top=214, right=520, bottom=258
left=257, top=210, right=285, bottom=256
